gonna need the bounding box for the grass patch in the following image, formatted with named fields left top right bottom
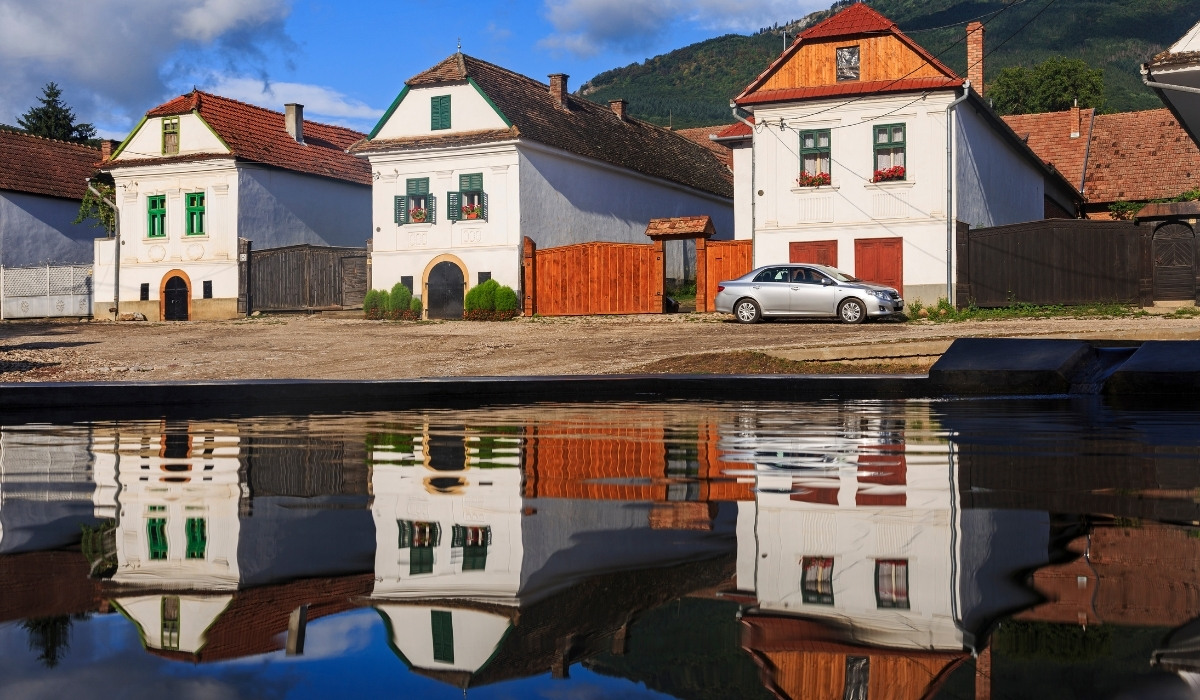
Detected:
left=631, top=350, right=934, bottom=375
left=905, top=298, right=1146, bottom=323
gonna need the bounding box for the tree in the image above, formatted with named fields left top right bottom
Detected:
left=17, top=82, right=97, bottom=143
left=988, top=57, right=1104, bottom=116
left=74, top=171, right=116, bottom=234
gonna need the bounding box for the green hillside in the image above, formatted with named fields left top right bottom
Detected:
left=578, top=0, right=1200, bottom=128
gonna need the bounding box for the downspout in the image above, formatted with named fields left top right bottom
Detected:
left=945, top=81, right=971, bottom=302
left=731, top=102, right=756, bottom=259
left=86, top=179, right=120, bottom=320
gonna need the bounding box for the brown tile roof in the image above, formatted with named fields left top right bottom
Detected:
left=1083, top=108, right=1200, bottom=203
left=356, top=128, right=518, bottom=152
left=1001, top=108, right=1094, bottom=191
left=352, top=55, right=732, bottom=199
left=108, top=91, right=370, bottom=185
left=0, top=128, right=100, bottom=200
left=672, top=126, right=732, bottom=168
left=645, top=215, right=716, bottom=239
left=714, top=121, right=752, bottom=140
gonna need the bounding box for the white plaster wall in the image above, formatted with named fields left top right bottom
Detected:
left=379, top=605, right=512, bottom=672
left=0, top=427, right=96, bottom=554
left=116, top=594, right=233, bottom=652
left=373, top=83, right=510, bottom=140
left=0, top=191, right=96, bottom=265
left=729, top=140, right=753, bottom=241
left=114, top=113, right=228, bottom=161
left=955, top=105, right=1044, bottom=229
left=367, top=144, right=522, bottom=293
left=236, top=165, right=371, bottom=249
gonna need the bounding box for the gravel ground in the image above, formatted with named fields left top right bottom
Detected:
left=2, top=312, right=1199, bottom=383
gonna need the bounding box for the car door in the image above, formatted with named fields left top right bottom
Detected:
left=790, top=267, right=838, bottom=315
left=750, top=267, right=793, bottom=315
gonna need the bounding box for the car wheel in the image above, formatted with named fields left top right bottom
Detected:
left=838, top=298, right=866, bottom=324
left=734, top=298, right=761, bottom=324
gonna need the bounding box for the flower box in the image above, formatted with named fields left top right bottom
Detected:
left=796, top=172, right=831, bottom=188
left=461, top=204, right=482, bottom=220
left=410, top=208, right=428, bottom=223
left=872, top=166, right=905, bottom=182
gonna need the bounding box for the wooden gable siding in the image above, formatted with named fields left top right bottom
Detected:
left=761, top=650, right=962, bottom=700
left=760, top=36, right=946, bottom=92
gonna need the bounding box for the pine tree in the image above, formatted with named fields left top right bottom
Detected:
left=17, top=82, right=97, bottom=143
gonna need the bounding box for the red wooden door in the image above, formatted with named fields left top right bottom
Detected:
left=854, top=238, right=903, bottom=290
left=789, top=240, right=838, bottom=267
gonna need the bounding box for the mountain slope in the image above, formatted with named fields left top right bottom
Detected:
left=578, top=0, right=1200, bottom=128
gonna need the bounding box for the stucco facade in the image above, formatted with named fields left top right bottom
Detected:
left=0, top=191, right=95, bottom=266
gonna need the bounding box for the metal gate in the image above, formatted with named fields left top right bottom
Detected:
left=0, top=264, right=93, bottom=319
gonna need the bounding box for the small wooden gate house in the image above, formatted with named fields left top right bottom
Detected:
left=96, top=92, right=371, bottom=320
left=348, top=52, right=734, bottom=319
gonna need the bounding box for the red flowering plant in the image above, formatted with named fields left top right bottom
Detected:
left=461, top=203, right=482, bottom=218
left=409, top=207, right=428, bottom=222
left=872, top=165, right=905, bottom=182
left=796, top=171, right=831, bottom=187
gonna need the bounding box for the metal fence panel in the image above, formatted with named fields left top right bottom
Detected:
left=1, top=264, right=93, bottom=319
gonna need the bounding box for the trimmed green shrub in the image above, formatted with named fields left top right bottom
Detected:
left=409, top=296, right=422, bottom=315
left=389, top=283, right=412, bottom=313
left=494, top=285, right=518, bottom=312
left=363, top=289, right=385, bottom=318
left=464, top=278, right=500, bottom=311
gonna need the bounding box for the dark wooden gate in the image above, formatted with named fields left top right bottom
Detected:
left=248, top=244, right=367, bottom=312
left=1152, top=222, right=1196, bottom=301
left=164, top=276, right=189, bottom=320
left=427, top=261, right=465, bottom=319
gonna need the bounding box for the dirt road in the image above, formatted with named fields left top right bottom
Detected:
left=2, top=312, right=1199, bottom=383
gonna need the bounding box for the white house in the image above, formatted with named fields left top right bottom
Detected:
left=97, top=91, right=371, bottom=320
left=1145, top=19, right=1200, bottom=147
left=0, top=129, right=100, bottom=267
left=349, top=53, right=734, bottom=319
left=731, top=3, right=1080, bottom=304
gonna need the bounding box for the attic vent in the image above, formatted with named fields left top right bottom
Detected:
left=836, top=46, right=859, bottom=82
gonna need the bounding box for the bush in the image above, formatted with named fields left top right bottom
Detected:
left=495, top=285, right=519, bottom=312
left=409, top=296, right=422, bottom=315
left=363, top=289, right=385, bottom=319
left=389, top=283, right=412, bottom=313
left=464, top=278, right=500, bottom=312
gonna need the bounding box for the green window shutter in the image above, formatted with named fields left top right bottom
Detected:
left=481, top=192, right=488, bottom=221
left=406, top=178, right=420, bottom=195
left=463, top=544, right=488, bottom=571
left=417, top=178, right=429, bottom=195
left=394, top=195, right=408, bottom=224
left=185, top=518, right=206, bottom=559
left=431, top=95, right=451, bottom=130
left=460, top=173, right=483, bottom=191
left=451, top=525, right=466, bottom=548
left=148, top=518, right=167, bottom=560
left=398, top=519, right=413, bottom=548
left=447, top=191, right=461, bottom=221
left=427, top=194, right=437, bottom=224
left=431, top=610, right=454, bottom=663
left=410, top=546, right=434, bottom=575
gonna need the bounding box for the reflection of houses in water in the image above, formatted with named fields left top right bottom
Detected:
left=0, top=426, right=98, bottom=554
left=368, top=412, right=743, bottom=689
left=90, top=421, right=375, bottom=660
left=725, top=405, right=1052, bottom=700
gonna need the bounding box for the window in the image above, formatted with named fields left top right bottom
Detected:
left=753, top=267, right=792, bottom=283
left=431, top=95, right=451, bottom=130
left=801, top=556, right=834, bottom=605
left=162, top=117, right=180, bottom=155
left=147, top=195, right=166, bottom=238
left=140, top=283, right=150, bottom=301
left=431, top=610, right=454, bottom=663
left=202, top=281, right=212, bottom=299
left=395, top=178, right=436, bottom=225
left=185, top=192, right=205, bottom=235
left=148, top=517, right=168, bottom=560
left=453, top=525, right=491, bottom=571
left=399, top=520, right=440, bottom=575
left=876, top=559, right=910, bottom=609
left=836, top=46, right=860, bottom=82
left=185, top=518, right=206, bottom=560
left=799, top=129, right=831, bottom=184
left=401, top=276, right=413, bottom=292
left=844, top=657, right=870, bottom=700
left=448, top=173, right=487, bottom=222
left=162, top=596, right=181, bottom=651
left=873, top=124, right=906, bottom=181
left=477, top=271, right=491, bottom=285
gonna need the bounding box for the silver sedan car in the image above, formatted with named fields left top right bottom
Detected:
left=714, top=264, right=904, bottom=323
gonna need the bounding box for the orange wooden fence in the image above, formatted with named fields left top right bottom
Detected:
left=523, top=237, right=664, bottom=316
left=697, top=239, right=754, bottom=312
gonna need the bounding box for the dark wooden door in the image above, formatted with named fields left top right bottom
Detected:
left=427, top=261, right=464, bottom=319
left=164, top=276, right=189, bottom=321
left=1152, top=223, right=1196, bottom=301
left=854, top=238, right=903, bottom=290
left=789, top=240, right=838, bottom=267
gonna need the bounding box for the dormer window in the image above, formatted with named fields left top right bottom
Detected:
left=162, top=117, right=180, bottom=155
left=431, top=95, right=451, bottom=130
left=836, top=46, right=860, bottom=82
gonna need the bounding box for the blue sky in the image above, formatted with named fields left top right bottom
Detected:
left=0, top=0, right=828, bottom=140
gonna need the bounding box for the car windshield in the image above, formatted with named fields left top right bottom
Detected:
left=816, top=266, right=860, bottom=283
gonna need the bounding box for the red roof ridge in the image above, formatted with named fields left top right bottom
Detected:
left=145, top=89, right=365, bottom=140
left=0, top=126, right=99, bottom=152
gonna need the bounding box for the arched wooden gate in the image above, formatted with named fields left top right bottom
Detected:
left=1152, top=222, right=1197, bottom=302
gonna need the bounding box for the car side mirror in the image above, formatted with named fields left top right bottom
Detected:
left=822, top=278, right=834, bottom=286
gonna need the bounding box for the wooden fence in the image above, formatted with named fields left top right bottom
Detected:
left=523, top=237, right=664, bottom=315
left=247, top=244, right=368, bottom=312
left=696, top=239, right=754, bottom=312
left=956, top=220, right=1155, bottom=308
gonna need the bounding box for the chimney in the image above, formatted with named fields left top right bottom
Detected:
left=99, top=139, right=117, bottom=160
left=1070, top=99, right=1081, bottom=139
left=548, top=74, right=569, bottom=109
left=609, top=99, right=627, bottom=121
left=285, top=103, right=304, bottom=144
left=966, top=22, right=984, bottom=97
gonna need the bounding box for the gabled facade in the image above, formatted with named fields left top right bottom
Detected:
left=1144, top=19, right=1200, bottom=148
left=97, top=92, right=371, bottom=320
left=350, top=54, right=734, bottom=319
left=732, top=3, right=1079, bottom=304
left=0, top=129, right=100, bottom=267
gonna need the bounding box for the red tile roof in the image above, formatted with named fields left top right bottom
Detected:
left=714, top=121, right=752, bottom=139
left=352, top=54, right=732, bottom=198
left=1002, top=108, right=1094, bottom=191
left=673, top=126, right=733, bottom=168
left=737, top=77, right=961, bottom=106
left=645, top=215, right=716, bottom=239
left=735, top=3, right=960, bottom=105
left=1083, top=108, right=1200, bottom=203
left=108, top=91, right=370, bottom=185
left=0, top=128, right=100, bottom=200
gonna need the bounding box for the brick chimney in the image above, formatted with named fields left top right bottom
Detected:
left=99, top=139, right=118, bottom=160
left=966, top=22, right=985, bottom=97
left=1070, top=99, right=1081, bottom=139
left=548, top=73, right=569, bottom=109
left=609, top=99, right=627, bottom=121
left=285, top=103, right=304, bottom=144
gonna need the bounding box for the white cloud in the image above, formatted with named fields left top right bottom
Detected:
left=206, top=76, right=382, bottom=127
left=538, top=0, right=828, bottom=57
left=0, top=0, right=292, bottom=134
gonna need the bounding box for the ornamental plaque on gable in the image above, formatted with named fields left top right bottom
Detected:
left=836, top=46, right=860, bottom=81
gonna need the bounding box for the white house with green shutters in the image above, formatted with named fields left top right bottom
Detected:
left=349, top=52, right=733, bottom=319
